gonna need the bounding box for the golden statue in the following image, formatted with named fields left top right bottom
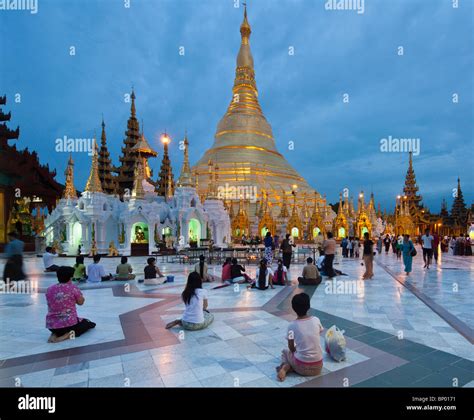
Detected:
left=52, top=239, right=63, bottom=255
left=108, top=241, right=119, bottom=256
left=89, top=240, right=98, bottom=256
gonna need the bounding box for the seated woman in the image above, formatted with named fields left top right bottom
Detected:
left=221, top=257, right=232, bottom=282
left=144, top=257, right=165, bottom=285
left=194, top=255, right=217, bottom=282
left=247, top=258, right=275, bottom=290
left=72, top=255, right=87, bottom=282
left=273, top=259, right=289, bottom=286
left=46, top=266, right=96, bottom=343
left=165, top=272, right=214, bottom=331
left=230, top=258, right=252, bottom=283
left=277, top=293, right=324, bottom=381
left=115, top=256, right=136, bottom=280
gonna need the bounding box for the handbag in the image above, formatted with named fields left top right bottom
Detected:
left=410, top=242, right=417, bottom=257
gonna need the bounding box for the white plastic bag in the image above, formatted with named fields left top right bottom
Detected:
left=325, top=325, right=346, bottom=362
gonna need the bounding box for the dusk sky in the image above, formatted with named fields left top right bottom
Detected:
left=1, top=0, right=472, bottom=211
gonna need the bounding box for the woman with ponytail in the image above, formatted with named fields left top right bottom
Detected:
left=248, top=258, right=275, bottom=290
left=194, top=255, right=216, bottom=282
left=165, top=272, right=214, bottom=331
left=273, top=258, right=289, bottom=286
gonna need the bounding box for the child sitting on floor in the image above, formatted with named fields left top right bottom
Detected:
left=72, top=256, right=87, bottom=282
left=276, top=293, right=324, bottom=381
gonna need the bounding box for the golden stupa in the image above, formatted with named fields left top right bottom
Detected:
left=192, top=6, right=328, bottom=227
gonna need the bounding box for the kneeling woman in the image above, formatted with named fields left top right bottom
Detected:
left=247, top=259, right=275, bottom=290
left=46, top=266, right=96, bottom=343
left=165, top=272, right=214, bottom=331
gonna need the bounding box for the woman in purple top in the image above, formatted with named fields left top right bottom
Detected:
left=45, top=266, right=96, bottom=343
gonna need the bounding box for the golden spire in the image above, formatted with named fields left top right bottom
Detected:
left=85, top=139, right=103, bottom=193
left=63, top=154, right=77, bottom=199
left=240, top=3, right=251, bottom=46
left=310, top=191, right=319, bottom=218
left=302, top=192, right=309, bottom=219
left=279, top=189, right=289, bottom=218
left=132, top=160, right=145, bottom=199
left=178, top=133, right=193, bottom=187
left=338, top=193, right=344, bottom=215
left=291, top=191, right=298, bottom=216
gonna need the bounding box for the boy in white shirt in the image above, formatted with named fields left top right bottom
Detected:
left=277, top=293, right=324, bottom=381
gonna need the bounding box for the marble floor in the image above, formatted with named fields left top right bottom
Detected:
left=0, top=248, right=472, bottom=388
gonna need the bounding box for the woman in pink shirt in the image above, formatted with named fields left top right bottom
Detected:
left=46, top=266, right=96, bottom=343
left=277, top=293, right=324, bottom=381
left=221, top=257, right=232, bottom=282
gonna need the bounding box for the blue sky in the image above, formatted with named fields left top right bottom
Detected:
left=1, top=0, right=472, bottom=211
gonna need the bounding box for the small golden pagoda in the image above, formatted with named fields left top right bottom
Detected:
left=231, top=198, right=250, bottom=238
left=85, top=140, right=103, bottom=194
left=258, top=191, right=276, bottom=236
left=309, top=192, right=323, bottom=239
left=278, top=189, right=290, bottom=219
left=394, top=196, right=416, bottom=236
left=287, top=192, right=303, bottom=239
left=177, top=134, right=194, bottom=187
left=333, top=193, right=349, bottom=239
left=131, top=160, right=145, bottom=199
left=354, top=191, right=372, bottom=238
left=63, top=154, right=77, bottom=200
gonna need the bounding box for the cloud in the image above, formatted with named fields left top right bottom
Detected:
left=1, top=0, right=472, bottom=211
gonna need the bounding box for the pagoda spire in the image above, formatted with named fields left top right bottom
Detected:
left=403, top=151, right=422, bottom=207
left=63, top=154, right=77, bottom=199
left=130, top=88, right=136, bottom=117
left=116, top=88, right=141, bottom=195
left=155, top=133, right=175, bottom=197
left=178, top=133, right=194, bottom=187
left=337, top=193, right=344, bottom=215
left=85, top=140, right=103, bottom=193
left=98, top=117, right=116, bottom=194
left=279, top=189, right=289, bottom=218
left=343, top=193, right=349, bottom=216
left=222, top=5, right=265, bottom=124
left=451, top=177, right=468, bottom=225
left=368, top=192, right=376, bottom=214
left=132, top=160, right=145, bottom=199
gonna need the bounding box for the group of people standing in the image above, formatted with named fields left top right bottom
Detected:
left=340, top=236, right=361, bottom=259
left=443, top=235, right=472, bottom=256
